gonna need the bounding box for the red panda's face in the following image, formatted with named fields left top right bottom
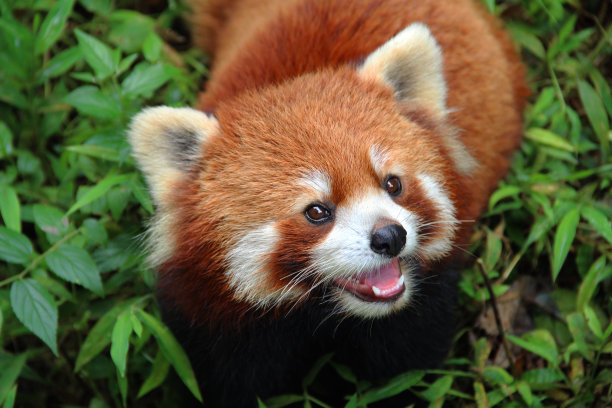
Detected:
left=179, top=69, right=461, bottom=318
left=129, top=24, right=474, bottom=320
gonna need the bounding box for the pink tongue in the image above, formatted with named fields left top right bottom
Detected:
left=361, top=258, right=401, bottom=291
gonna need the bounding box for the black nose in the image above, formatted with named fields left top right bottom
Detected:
left=370, top=224, right=407, bottom=257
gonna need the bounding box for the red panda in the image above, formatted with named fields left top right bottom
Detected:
left=128, top=0, right=528, bottom=406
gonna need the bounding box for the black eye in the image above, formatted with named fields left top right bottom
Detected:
left=305, top=203, right=332, bottom=224
left=385, top=176, right=402, bottom=196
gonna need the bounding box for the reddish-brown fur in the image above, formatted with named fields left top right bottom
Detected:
left=159, top=0, right=528, bottom=326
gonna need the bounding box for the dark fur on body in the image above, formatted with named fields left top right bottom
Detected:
left=160, top=266, right=459, bottom=407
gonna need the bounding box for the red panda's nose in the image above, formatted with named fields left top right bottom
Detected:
left=370, top=223, right=407, bottom=257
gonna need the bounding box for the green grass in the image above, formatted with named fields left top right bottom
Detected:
left=0, top=0, right=610, bottom=407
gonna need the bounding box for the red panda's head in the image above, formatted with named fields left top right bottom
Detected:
left=129, top=24, right=476, bottom=322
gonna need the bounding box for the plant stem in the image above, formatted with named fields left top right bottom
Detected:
left=0, top=229, right=82, bottom=288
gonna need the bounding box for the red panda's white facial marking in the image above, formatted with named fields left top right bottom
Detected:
left=310, top=188, right=419, bottom=317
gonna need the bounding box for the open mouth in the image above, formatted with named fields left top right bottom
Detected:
left=332, top=258, right=406, bottom=302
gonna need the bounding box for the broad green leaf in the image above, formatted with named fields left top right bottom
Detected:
left=484, top=228, right=502, bottom=270
left=552, top=207, right=580, bottom=281
left=0, top=122, right=13, bottom=158
left=108, top=10, right=155, bottom=53
left=482, top=366, right=513, bottom=385
left=525, top=128, right=576, bottom=152
left=489, top=185, right=521, bottom=210
left=33, top=204, right=68, bottom=239
left=111, top=313, right=133, bottom=377
left=576, top=256, right=606, bottom=312
left=581, top=206, right=612, bottom=245
left=0, top=186, right=20, bottom=232
left=142, top=32, right=163, bottom=62
left=79, top=0, right=112, bottom=15
left=137, top=350, right=170, bottom=398
left=130, top=178, right=153, bottom=214
left=46, top=244, right=103, bottom=296
left=135, top=309, right=202, bottom=402
left=507, top=23, right=545, bottom=59
left=35, top=0, right=76, bottom=54
left=39, top=47, right=81, bottom=80
left=121, top=63, right=172, bottom=98
left=578, top=80, right=609, bottom=158
left=359, top=371, right=424, bottom=405
left=520, top=368, right=563, bottom=390
left=515, top=381, right=533, bottom=405
left=420, top=374, right=453, bottom=402
left=2, top=385, right=16, bottom=408
left=0, top=354, right=26, bottom=405
left=75, top=300, right=140, bottom=372
left=584, top=305, right=604, bottom=340
left=0, top=226, right=33, bottom=264
left=66, top=173, right=132, bottom=216
left=473, top=381, right=487, bottom=408
left=63, top=86, right=121, bottom=119
left=507, top=330, right=558, bottom=366
left=65, top=145, right=120, bottom=161
left=74, top=29, right=115, bottom=79
left=10, top=279, right=58, bottom=356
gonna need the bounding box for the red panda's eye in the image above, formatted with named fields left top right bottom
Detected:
left=305, top=204, right=332, bottom=224
left=385, top=176, right=402, bottom=196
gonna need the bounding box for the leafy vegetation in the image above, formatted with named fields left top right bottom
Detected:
left=0, top=0, right=610, bottom=407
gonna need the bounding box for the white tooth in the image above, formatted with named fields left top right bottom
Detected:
left=372, top=286, right=382, bottom=296
left=398, top=275, right=405, bottom=286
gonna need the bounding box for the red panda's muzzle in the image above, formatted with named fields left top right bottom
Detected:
left=333, top=257, right=405, bottom=302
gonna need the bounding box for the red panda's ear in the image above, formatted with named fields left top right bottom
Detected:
left=358, top=23, right=447, bottom=119
left=128, top=106, right=219, bottom=208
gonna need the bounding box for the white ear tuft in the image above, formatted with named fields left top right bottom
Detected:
left=359, top=23, right=447, bottom=118
left=128, top=106, right=219, bottom=207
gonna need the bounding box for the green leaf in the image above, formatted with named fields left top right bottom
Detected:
left=135, top=309, right=202, bottom=403
left=0, top=186, right=20, bottom=232
left=142, top=32, right=163, bottom=62
left=65, top=145, right=121, bottom=161
left=581, top=206, right=612, bottom=245
left=35, top=0, right=76, bottom=54
left=121, top=63, right=172, bottom=98
left=578, top=80, right=610, bottom=158
left=576, top=256, right=606, bottom=312
left=552, top=207, right=580, bottom=281
left=484, top=228, right=502, bottom=270
left=584, top=305, right=604, bottom=340
left=32, top=204, right=68, bottom=239
left=0, top=122, right=13, bottom=158
left=79, top=0, right=112, bottom=15
left=111, top=313, right=133, bottom=377
left=507, top=330, right=558, bottom=366
left=489, top=185, right=521, bottom=210
left=2, top=385, right=16, bottom=408
left=137, top=350, right=170, bottom=398
left=520, top=368, right=563, bottom=390
left=302, top=353, right=333, bottom=388
left=420, top=374, right=453, bottom=402
left=359, top=371, right=424, bottom=405
left=74, top=29, right=116, bottom=79
left=525, top=128, right=576, bottom=152
left=46, top=244, right=104, bottom=296
left=66, top=173, right=132, bottom=216
left=0, top=354, right=26, bottom=406
left=0, top=226, right=33, bottom=264
left=75, top=301, right=139, bottom=372
left=10, top=279, right=58, bottom=356
left=63, top=86, right=121, bottom=119
left=39, top=47, right=81, bottom=80
left=130, top=178, right=153, bottom=214
left=482, top=366, right=513, bottom=385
